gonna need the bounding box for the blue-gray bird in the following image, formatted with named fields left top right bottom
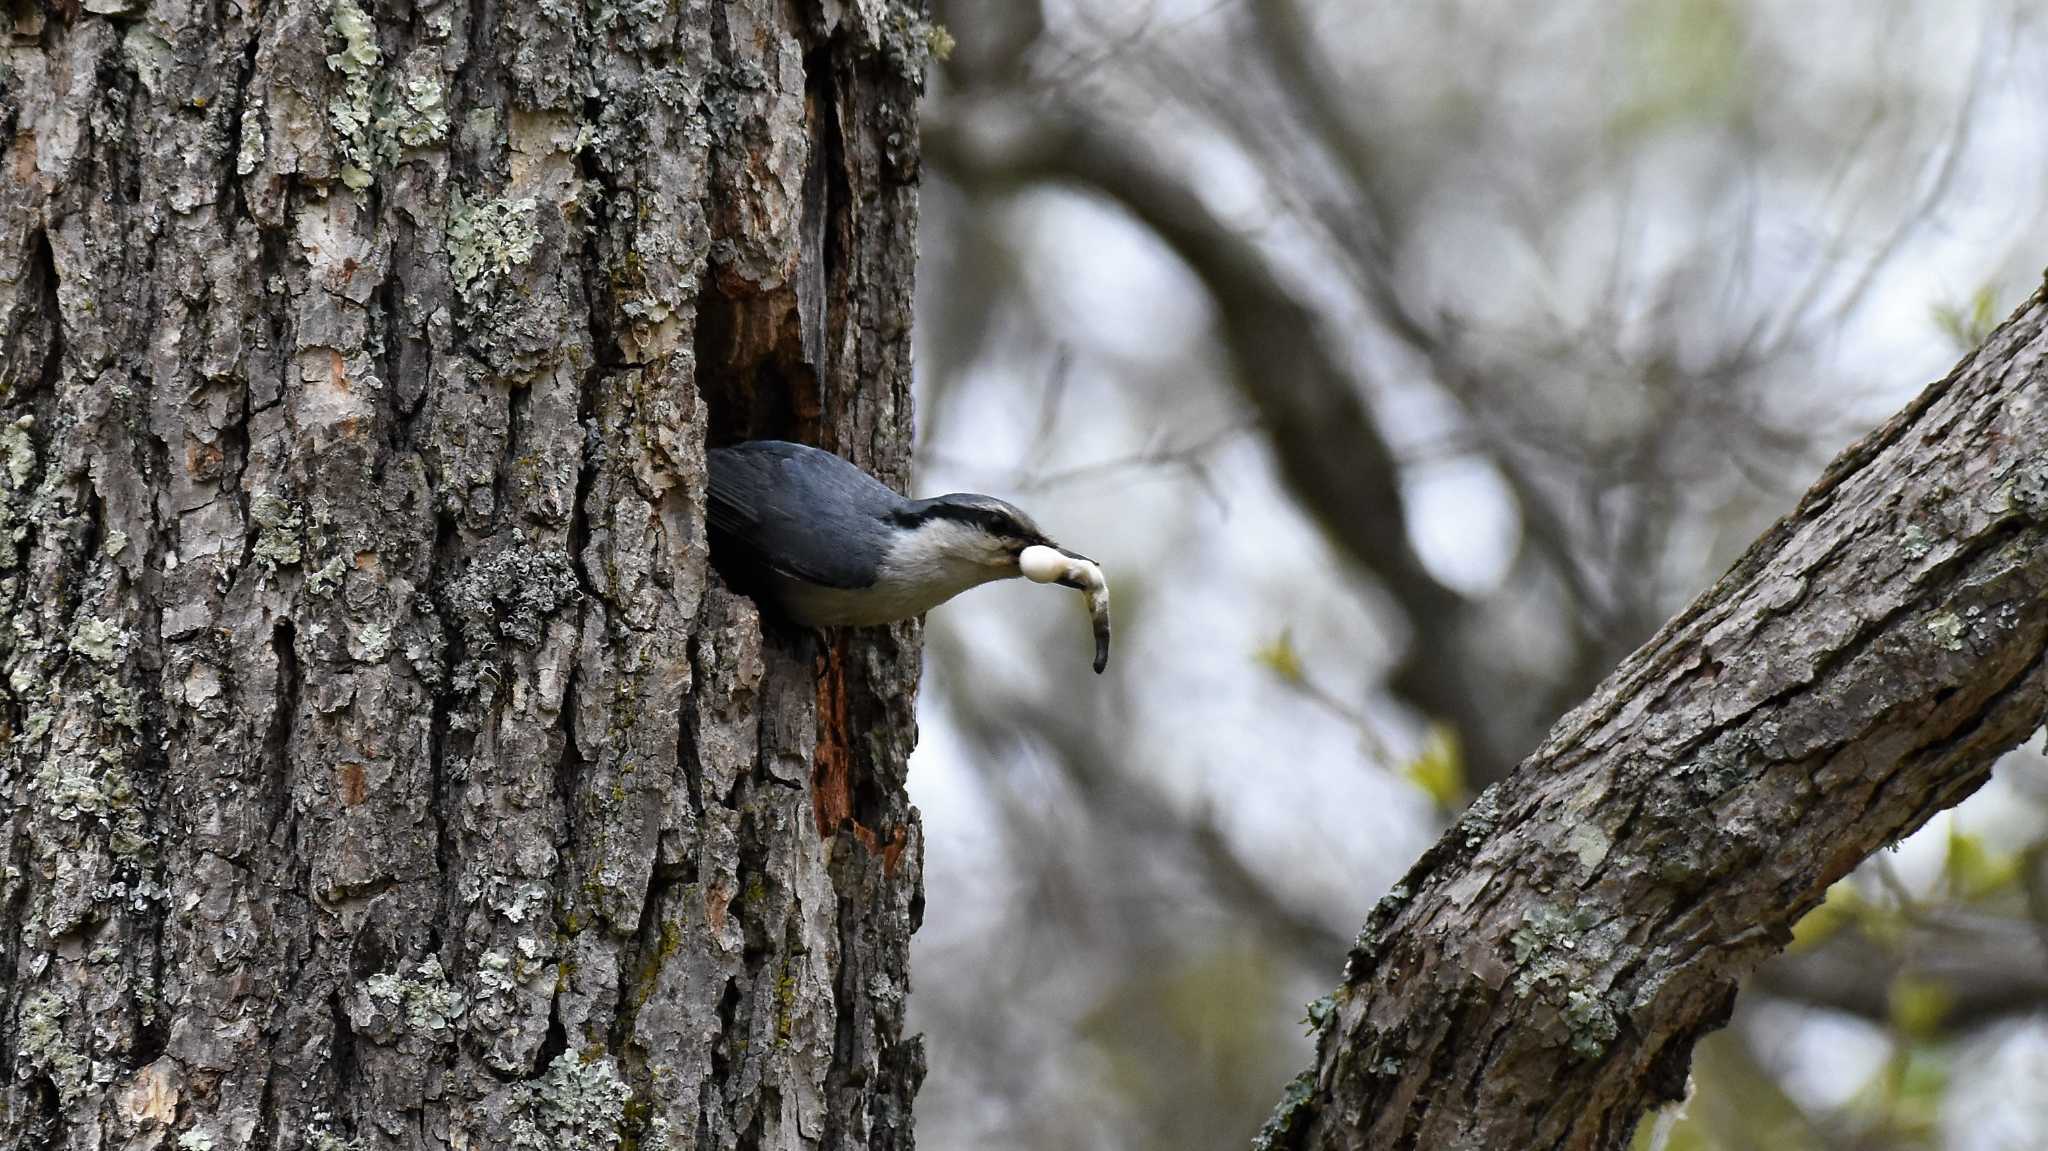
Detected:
left=707, top=440, right=1112, bottom=672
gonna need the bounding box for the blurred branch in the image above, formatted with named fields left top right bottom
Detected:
left=1010, top=345, right=1075, bottom=467
left=917, top=4, right=2048, bottom=1147
left=923, top=419, right=1255, bottom=506
left=927, top=111, right=1529, bottom=785
left=1246, top=0, right=1665, bottom=703
left=1033, top=0, right=1238, bottom=88
left=927, top=622, right=1352, bottom=966
left=1754, top=9, right=1994, bottom=361
left=1243, top=0, right=1987, bottom=679
left=1757, top=915, right=2048, bottom=1035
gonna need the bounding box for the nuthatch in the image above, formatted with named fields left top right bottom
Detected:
left=707, top=439, right=1112, bottom=672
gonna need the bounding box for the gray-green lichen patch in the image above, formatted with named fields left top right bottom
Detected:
left=876, top=8, right=948, bottom=85
left=474, top=947, right=520, bottom=999
left=302, top=1110, right=363, bottom=1151
left=1456, top=783, right=1502, bottom=849
left=1346, top=881, right=1412, bottom=976
left=1300, top=993, right=1338, bottom=1037
left=176, top=1130, right=216, bottom=1151
left=462, top=106, right=504, bottom=157
left=349, top=622, right=393, bottom=663
left=1562, top=988, right=1618, bottom=1061
left=61, top=630, right=144, bottom=729
left=0, top=416, right=35, bottom=487
left=430, top=543, right=581, bottom=713
left=449, top=190, right=541, bottom=309
left=236, top=93, right=268, bottom=175
left=443, top=542, right=581, bottom=648
left=486, top=879, right=554, bottom=926
left=324, top=0, right=448, bottom=186
left=326, top=0, right=381, bottom=189
left=1672, top=736, right=1749, bottom=804
left=587, top=0, right=668, bottom=37
left=306, top=1128, right=362, bottom=1151
left=1996, top=459, right=2048, bottom=518
left=20, top=709, right=53, bottom=744
left=18, top=989, right=87, bottom=1103
left=1251, top=1067, right=1317, bottom=1151
left=392, top=73, right=449, bottom=147
left=1509, top=903, right=1627, bottom=1061
left=68, top=617, right=127, bottom=665
left=250, top=491, right=304, bottom=571
left=28, top=643, right=153, bottom=886
left=36, top=750, right=136, bottom=823
left=507, top=1050, right=631, bottom=1151
left=0, top=415, right=37, bottom=562
left=1510, top=905, right=1599, bottom=973
left=1565, top=823, right=1611, bottom=872
left=1926, top=610, right=1967, bottom=651
left=353, top=955, right=464, bottom=1040
left=0, top=413, right=33, bottom=481
left=306, top=555, right=347, bottom=597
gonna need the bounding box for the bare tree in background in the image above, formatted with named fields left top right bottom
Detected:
left=915, top=2, right=2048, bottom=1149
left=0, top=0, right=935, bottom=1147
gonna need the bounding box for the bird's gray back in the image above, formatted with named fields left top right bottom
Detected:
left=706, top=440, right=903, bottom=590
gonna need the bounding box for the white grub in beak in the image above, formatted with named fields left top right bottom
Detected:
left=1019, top=545, right=1112, bottom=673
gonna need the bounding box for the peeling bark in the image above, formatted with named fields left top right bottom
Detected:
left=0, top=0, right=934, bottom=1146
left=1263, top=293, right=2048, bottom=1149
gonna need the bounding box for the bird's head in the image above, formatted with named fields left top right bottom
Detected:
left=891, top=493, right=1097, bottom=584
left=889, top=492, right=1112, bottom=673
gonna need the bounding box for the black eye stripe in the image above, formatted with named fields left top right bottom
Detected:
left=896, top=501, right=1040, bottom=540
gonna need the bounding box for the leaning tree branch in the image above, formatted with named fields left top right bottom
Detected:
left=1253, top=289, right=2048, bottom=1149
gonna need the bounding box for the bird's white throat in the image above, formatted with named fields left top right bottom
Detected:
left=870, top=518, right=1013, bottom=604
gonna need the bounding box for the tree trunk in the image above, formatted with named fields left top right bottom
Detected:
left=1259, top=294, right=2048, bottom=1150
left=0, top=0, right=935, bottom=1146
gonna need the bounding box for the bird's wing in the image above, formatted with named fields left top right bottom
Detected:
left=706, top=441, right=892, bottom=590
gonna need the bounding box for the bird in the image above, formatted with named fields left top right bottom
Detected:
left=706, top=439, right=1112, bottom=673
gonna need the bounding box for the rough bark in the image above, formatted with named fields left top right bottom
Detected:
left=0, top=0, right=936, bottom=1147
left=1258, top=292, right=2048, bottom=1149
